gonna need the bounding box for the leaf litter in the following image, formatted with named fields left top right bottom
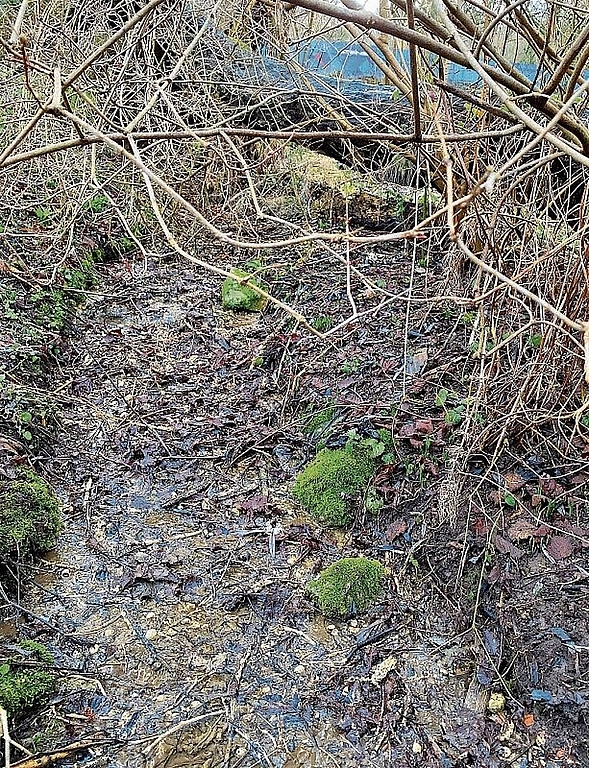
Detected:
left=1, top=244, right=588, bottom=767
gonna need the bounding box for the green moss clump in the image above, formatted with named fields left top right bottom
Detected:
left=221, top=269, right=266, bottom=312
left=18, top=640, right=55, bottom=665
left=0, top=642, right=56, bottom=716
left=293, top=445, right=376, bottom=526
left=0, top=469, right=61, bottom=559
left=307, top=557, right=385, bottom=618
left=63, top=252, right=97, bottom=291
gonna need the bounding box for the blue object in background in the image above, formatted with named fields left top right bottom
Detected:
left=291, top=40, right=579, bottom=88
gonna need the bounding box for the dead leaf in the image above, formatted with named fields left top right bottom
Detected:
left=240, top=494, right=268, bottom=514
left=492, top=533, right=524, bottom=559
left=385, top=519, right=407, bottom=540
left=504, top=471, right=527, bottom=491
left=523, top=713, right=534, bottom=728
left=508, top=519, right=537, bottom=541
left=539, top=478, right=565, bottom=498
left=546, top=535, right=575, bottom=560
left=407, top=378, right=427, bottom=394
left=472, top=517, right=488, bottom=537
left=532, top=523, right=551, bottom=537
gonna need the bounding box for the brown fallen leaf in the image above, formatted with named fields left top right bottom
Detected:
left=504, top=471, right=527, bottom=492
left=546, top=535, right=575, bottom=560
left=492, top=532, right=524, bottom=559
left=385, top=518, right=407, bottom=540
left=508, top=518, right=538, bottom=541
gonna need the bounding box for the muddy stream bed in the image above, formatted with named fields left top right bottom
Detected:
left=8, top=252, right=588, bottom=767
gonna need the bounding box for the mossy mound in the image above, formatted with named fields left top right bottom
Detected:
left=0, top=469, right=61, bottom=560
left=0, top=641, right=56, bottom=716
left=307, top=557, right=385, bottom=618
left=221, top=269, right=266, bottom=312
left=293, top=445, right=376, bottom=527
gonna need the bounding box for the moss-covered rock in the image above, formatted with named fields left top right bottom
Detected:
left=0, top=641, right=56, bottom=716
left=307, top=557, right=385, bottom=618
left=221, top=269, right=266, bottom=312
left=0, top=469, right=61, bottom=560
left=293, top=445, right=376, bottom=527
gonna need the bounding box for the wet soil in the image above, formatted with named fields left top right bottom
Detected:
left=2, top=244, right=589, bottom=768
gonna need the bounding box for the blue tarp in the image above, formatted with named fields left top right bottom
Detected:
left=292, top=40, right=551, bottom=86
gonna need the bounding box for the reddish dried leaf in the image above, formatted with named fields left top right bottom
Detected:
left=489, top=490, right=503, bottom=506
left=415, top=418, right=435, bottom=434
left=472, top=517, right=488, bottom=537
left=539, top=478, right=565, bottom=498
left=546, top=535, right=575, bottom=560
left=558, top=520, right=589, bottom=542
left=407, top=378, right=427, bottom=394
left=532, top=523, right=551, bottom=537
left=385, top=519, right=407, bottom=540
left=240, top=494, right=268, bottom=513
left=487, top=564, right=504, bottom=584
left=336, top=375, right=359, bottom=390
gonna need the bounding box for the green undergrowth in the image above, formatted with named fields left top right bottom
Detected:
left=31, top=250, right=99, bottom=333
left=293, top=443, right=377, bottom=527
left=0, top=641, right=56, bottom=717
left=221, top=268, right=266, bottom=312
left=0, top=468, right=61, bottom=560
left=307, top=557, right=385, bottom=618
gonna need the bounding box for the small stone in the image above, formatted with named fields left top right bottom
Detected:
left=261, top=686, right=272, bottom=694
left=287, top=556, right=297, bottom=565
left=145, top=628, right=158, bottom=641
left=294, top=664, right=305, bottom=675
left=412, top=741, right=422, bottom=754
left=488, top=692, right=506, bottom=713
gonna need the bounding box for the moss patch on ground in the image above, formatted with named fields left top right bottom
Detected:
left=221, top=268, right=266, bottom=312
left=307, top=557, right=385, bottom=618
left=293, top=445, right=376, bottom=527
left=31, top=251, right=99, bottom=333
left=0, top=641, right=56, bottom=716
left=0, top=469, right=61, bottom=560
